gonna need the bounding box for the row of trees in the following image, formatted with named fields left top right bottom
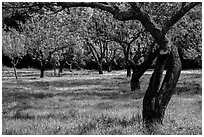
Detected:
left=2, top=2, right=201, bottom=126
left=3, top=4, right=201, bottom=78
left=2, top=7, right=154, bottom=78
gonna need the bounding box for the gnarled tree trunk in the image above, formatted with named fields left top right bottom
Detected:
left=130, top=42, right=158, bottom=91
left=142, top=44, right=181, bottom=124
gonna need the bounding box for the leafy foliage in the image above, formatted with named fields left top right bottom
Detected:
left=2, top=28, right=26, bottom=66
left=2, top=2, right=201, bottom=70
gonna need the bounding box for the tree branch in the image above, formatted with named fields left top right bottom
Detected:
left=56, top=2, right=162, bottom=43
left=85, top=39, right=100, bottom=63
left=162, top=2, right=200, bottom=35
left=129, top=31, right=143, bottom=45
left=56, top=2, right=116, bottom=15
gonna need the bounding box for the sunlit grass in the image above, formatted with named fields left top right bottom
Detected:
left=2, top=69, right=202, bottom=135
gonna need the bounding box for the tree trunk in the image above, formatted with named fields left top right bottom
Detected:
left=107, top=59, right=114, bottom=72
left=59, top=60, right=65, bottom=73
left=40, top=67, right=45, bottom=78
left=69, top=63, right=73, bottom=72
left=98, top=63, right=103, bottom=74
left=54, top=68, right=60, bottom=77
left=39, top=61, right=45, bottom=78
left=11, top=59, right=20, bottom=80
left=107, top=63, right=112, bottom=72
left=142, top=44, right=181, bottom=124
left=13, top=66, right=18, bottom=79
left=129, top=60, right=140, bottom=90
left=130, top=44, right=159, bottom=91
left=59, top=66, right=63, bottom=73
left=130, top=77, right=140, bottom=90
left=126, top=64, right=131, bottom=77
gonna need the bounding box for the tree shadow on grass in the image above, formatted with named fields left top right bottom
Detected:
left=175, top=82, right=202, bottom=96
left=3, top=78, right=145, bottom=103
left=2, top=86, right=54, bottom=104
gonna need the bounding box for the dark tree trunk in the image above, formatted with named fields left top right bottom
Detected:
left=107, top=63, right=112, bottom=72
left=98, top=63, right=103, bottom=74
left=142, top=54, right=167, bottom=124
left=59, top=67, right=63, bottom=73
left=40, top=67, right=45, bottom=78
left=39, top=61, right=45, bottom=78
left=59, top=60, right=65, bottom=73
left=130, top=43, right=159, bottom=91
left=129, top=60, right=141, bottom=90
left=126, top=64, right=131, bottom=77
left=13, top=66, right=18, bottom=79
left=130, top=76, right=140, bottom=90
left=107, top=58, right=114, bottom=72
left=142, top=44, right=181, bottom=124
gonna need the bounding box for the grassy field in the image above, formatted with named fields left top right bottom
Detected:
left=2, top=68, right=202, bottom=135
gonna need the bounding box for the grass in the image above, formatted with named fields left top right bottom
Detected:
left=2, top=68, right=202, bottom=135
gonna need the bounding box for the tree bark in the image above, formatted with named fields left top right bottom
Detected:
left=107, top=56, right=116, bottom=72
left=107, top=62, right=112, bottom=72
left=142, top=44, right=181, bottom=124
left=59, top=59, right=66, bottom=73
left=129, top=59, right=141, bottom=90
left=126, top=64, right=131, bottom=77
left=98, top=63, right=103, bottom=74
left=130, top=71, right=140, bottom=90
left=39, top=61, right=45, bottom=78
left=131, top=42, right=158, bottom=91
left=13, top=66, right=18, bottom=79
left=40, top=67, right=45, bottom=78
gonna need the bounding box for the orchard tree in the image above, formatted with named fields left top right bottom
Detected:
left=22, top=12, right=76, bottom=78
left=81, top=9, right=112, bottom=74
left=107, top=21, right=145, bottom=77
left=104, top=41, right=122, bottom=72
left=3, top=2, right=201, bottom=125
left=2, top=28, right=26, bottom=79
left=22, top=14, right=55, bottom=78
left=170, top=5, right=202, bottom=68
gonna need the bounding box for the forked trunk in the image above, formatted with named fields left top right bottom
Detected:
left=142, top=44, right=181, bottom=124
left=130, top=42, right=158, bottom=91
left=69, top=64, right=73, bottom=72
